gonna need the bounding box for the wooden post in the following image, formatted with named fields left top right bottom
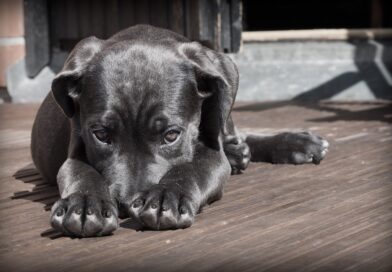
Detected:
left=169, top=0, right=185, bottom=35
left=24, top=0, right=50, bottom=78
left=221, top=0, right=231, bottom=53
left=184, top=0, right=242, bottom=53
left=230, top=0, right=242, bottom=52
left=197, top=0, right=220, bottom=50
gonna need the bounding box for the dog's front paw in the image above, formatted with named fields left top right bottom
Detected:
left=50, top=193, right=118, bottom=237
left=274, top=132, right=329, bottom=165
left=128, top=185, right=197, bottom=230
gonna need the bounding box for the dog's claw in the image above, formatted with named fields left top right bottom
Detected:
left=103, top=210, right=111, bottom=218
left=56, top=209, right=64, bottom=217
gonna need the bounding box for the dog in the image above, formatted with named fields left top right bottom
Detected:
left=31, top=25, right=329, bottom=237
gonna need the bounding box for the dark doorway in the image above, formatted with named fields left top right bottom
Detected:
left=243, top=0, right=390, bottom=31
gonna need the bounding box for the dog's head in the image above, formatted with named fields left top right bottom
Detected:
left=51, top=34, right=236, bottom=193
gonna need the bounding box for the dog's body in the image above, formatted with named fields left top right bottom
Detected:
left=31, top=25, right=328, bottom=237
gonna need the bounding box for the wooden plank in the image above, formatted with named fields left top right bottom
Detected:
left=118, top=0, right=136, bottom=30
left=90, top=0, right=105, bottom=38
left=23, top=0, right=50, bottom=77
left=65, top=0, right=79, bottom=40
left=168, top=0, right=185, bottom=35
left=104, top=0, right=119, bottom=37
left=0, top=101, right=391, bottom=271
left=134, top=0, right=150, bottom=25
left=184, top=0, right=199, bottom=40
left=149, top=0, right=169, bottom=29
left=184, top=0, right=242, bottom=52
left=195, top=0, right=220, bottom=50
left=79, top=0, right=92, bottom=37
left=49, top=0, right=64, bottom=48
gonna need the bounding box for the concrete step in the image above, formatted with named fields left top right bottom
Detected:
left=230, top=40, right=392, bottom=101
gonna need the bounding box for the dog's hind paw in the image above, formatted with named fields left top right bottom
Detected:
left=272, top=132, right=329, bottom=165
left=50, top=192, right=119, bottom=237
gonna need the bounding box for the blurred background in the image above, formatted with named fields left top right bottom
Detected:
left=0, top=0, right=391, bottom=103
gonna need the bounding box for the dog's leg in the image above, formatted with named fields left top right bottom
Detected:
left=222, top=116, right=251, bottom=174
left=245, top=132, right=329, bottom=165
left=223, top=129, right=251, bottom=174
left=126, top=145, right=231, bottom=230
left=50, top=159, right=119, bottom=237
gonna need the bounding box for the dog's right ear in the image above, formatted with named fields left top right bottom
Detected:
left=178, top=42, right=237, bottom=150
left=51, top=37, right=105, bottom=118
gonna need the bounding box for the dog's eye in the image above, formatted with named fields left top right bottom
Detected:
left=93, top=129, right=110, bottom=144
left=164, top=130, right=180, bottom=144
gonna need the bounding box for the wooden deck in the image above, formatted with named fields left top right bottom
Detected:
left=0, top=101, right=391, bottom=272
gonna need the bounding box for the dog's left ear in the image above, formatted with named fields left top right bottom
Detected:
left=51, top=37, right=105, bottom=118
left=179, top=42, right=238, bottom=150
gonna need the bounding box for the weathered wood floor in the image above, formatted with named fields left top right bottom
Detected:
left=0, top=101, right=391, bottom=272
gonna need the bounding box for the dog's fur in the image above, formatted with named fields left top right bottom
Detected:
left=31, top=25, right=329, bottom=237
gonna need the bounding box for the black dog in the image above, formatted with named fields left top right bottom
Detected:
left=31, top=25, right=329, bottom=237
